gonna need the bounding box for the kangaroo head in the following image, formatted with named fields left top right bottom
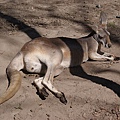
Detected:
left=93, top=12, right=112, bottom=48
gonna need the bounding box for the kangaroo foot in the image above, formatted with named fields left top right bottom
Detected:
left=39, top=87, right=49, bottom=97
left=55, top=92, right=67, bottom=105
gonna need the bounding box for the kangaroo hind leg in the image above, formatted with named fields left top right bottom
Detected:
left=33, top=66, right=64, bottom=99
left=33, top=77, right=49, bottom=98
left=41, top=65, right=67, bottom=105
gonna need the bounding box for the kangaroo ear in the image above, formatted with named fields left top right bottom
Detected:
left=99, top=12, right=108, bottom=28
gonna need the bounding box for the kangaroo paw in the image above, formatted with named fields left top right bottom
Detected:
left=33, top=82, right=49, bottom=98
left=36, top=87, right=49, bottom=100
left=40, top=87, right=49, bottom=97
left=55, top=92, right=67, bottom=105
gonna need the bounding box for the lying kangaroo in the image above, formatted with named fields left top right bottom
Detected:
left=0, top=12, right=118, bottom=105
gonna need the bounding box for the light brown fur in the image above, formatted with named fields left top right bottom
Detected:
left=0, top=12, right=118, bottom=105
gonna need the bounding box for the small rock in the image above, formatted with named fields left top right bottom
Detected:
left=30, top=109, right=33, bottom=112
left=96, top=4, right=101, bottom=8
left=116, top=16, right=120, bottom=18
left=70, top=105, right=72, bottom=108
left=46, top=114, right=50, bottom=117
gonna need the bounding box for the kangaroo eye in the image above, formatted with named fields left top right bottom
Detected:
left=98, top=35, right=103, bottom=39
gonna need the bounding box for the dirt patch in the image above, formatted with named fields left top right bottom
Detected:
left=0, top=0, right=120, bottom=120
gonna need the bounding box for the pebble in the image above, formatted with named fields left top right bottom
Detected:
left=116, top=16, right=120, bottom=18
left=96, top=4, right=101, bottom=8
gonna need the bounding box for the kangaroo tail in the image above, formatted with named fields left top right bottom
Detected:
left=0, top=69, right=22, bottom=104
left=0, top=52, right=23, bottom=105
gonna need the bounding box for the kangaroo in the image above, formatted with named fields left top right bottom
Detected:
left=0, top=12, right=118, bottom=105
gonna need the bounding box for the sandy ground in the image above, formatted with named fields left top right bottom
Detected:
left=0, top=0, right=120, bottom=120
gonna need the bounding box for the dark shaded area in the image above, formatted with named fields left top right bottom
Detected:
left=70, top=66, right=120, bottom=97
left=108, top=25, right=120, bottom=45
left=0, top=12, right=41, bottom=39
left=58, top=37, right=84, bottom=66
left=36, top=87, right=49, bottom=100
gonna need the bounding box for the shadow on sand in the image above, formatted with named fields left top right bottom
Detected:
left=70, top=66, right=120, bottom=97
left=0, top=12, right=41, bottom=39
